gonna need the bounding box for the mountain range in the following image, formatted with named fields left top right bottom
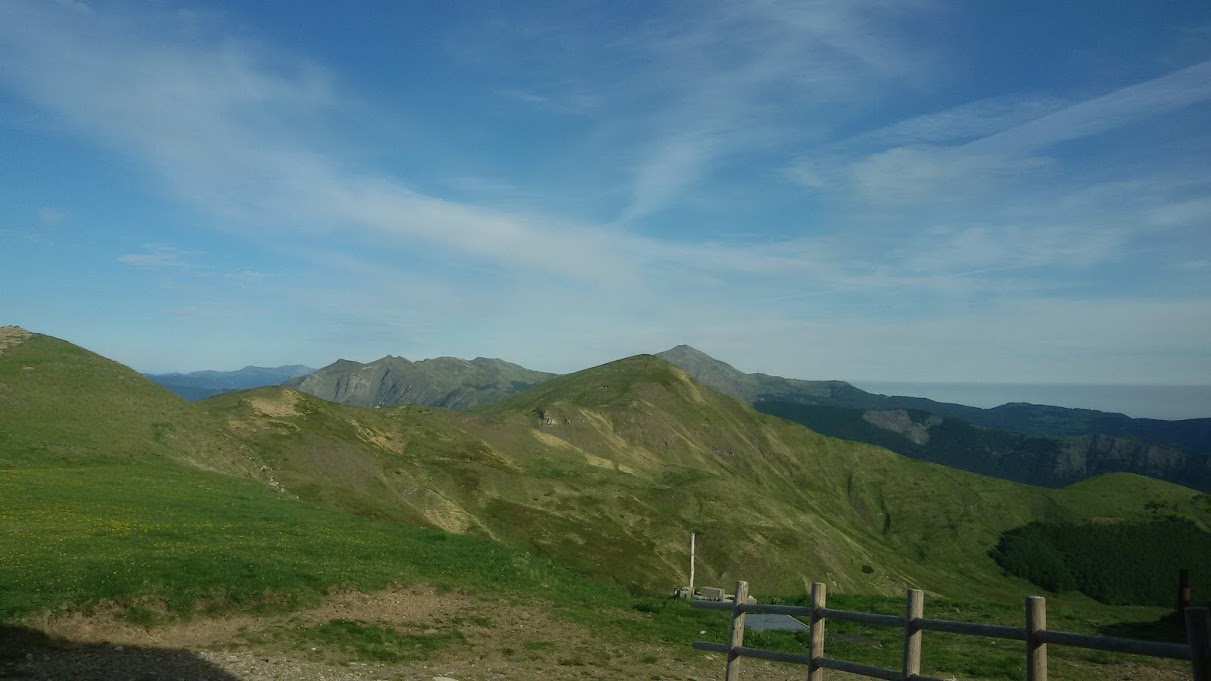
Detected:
left=656, top=345, right=1211, bottom=492
left=3, top=327, right=1209, bottom=600
left=656, top=345, right=1211, bottom=448
left=284, top=355, right=556, bottom=409
left=145, top=365, right=314, bottom=400
left=146, top=341, right=1211, bottom=492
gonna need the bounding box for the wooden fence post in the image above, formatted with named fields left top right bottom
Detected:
left=903, top=589, right=924, bottom=680
left=725, top=580, right=749, bottom=681
left=1026, top=596, right=1047, bottom=681
left=808, top=581, right=827, bottom=681
left=1180, top=569, right=1191, bottom=612
left=1187, top=607, right=1211, bottom=681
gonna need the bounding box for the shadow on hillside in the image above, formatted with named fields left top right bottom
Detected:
left=1097, top=610, right=1188, bottom=643
left=0, top=624, right=241, bottom=680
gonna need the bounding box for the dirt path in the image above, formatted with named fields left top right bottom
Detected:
left=2, top=586, right=848, bottom=681
left=2, top=586, right=1183, bottom=680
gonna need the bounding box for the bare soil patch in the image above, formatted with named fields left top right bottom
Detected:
left=3, top=586, right=878, bottom=680
left=11, top=587, right=1181, bottom=680
left=247, top=389, right=302, bottom=418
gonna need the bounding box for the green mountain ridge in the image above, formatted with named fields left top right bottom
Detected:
left=4, top=329, right=1209, bottom=609
left=194, top=356, right=1211, bottom=598
left=655, top=344, right=858, bottom=403
left=0, top=330, right=259, bottom=476
left=658, top=345, right=1211, bottom=491
left=286, top=354, right=556, bottom=409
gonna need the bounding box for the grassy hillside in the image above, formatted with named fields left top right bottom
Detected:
left=2, top=331, right=1207, bottom=680
left=5, top=331, right=1209, bottom=606
left=0, top=332, right=256, bottom=475
left=0, top=458, right=617, bottom=620
left=205, top=355, right=1211, bottom=602
left=4, top=459, right=1190, bottom=681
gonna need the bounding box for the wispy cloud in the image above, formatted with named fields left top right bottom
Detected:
left=850, top=96, right=1069, bottom=148
left=0, top=0, right=878, bottom=289
left=223, top=269, right=279, bottom=286
left=37, top=208, right=64, bottom=226
left=2, top=1, right=1208, bottom=385
left=845, top=146, right=1052, bottom=202
left=613, top=0, right=939, bottom=221
left=970, top=60, right=1211, bottom=154
left=493, top=87, right=590, bottom=115
left=807, top=61, right=1211, bottom=201
left=116, top=245, right=195, bottom=270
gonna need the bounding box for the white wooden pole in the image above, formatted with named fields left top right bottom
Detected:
left=689, top=532, right=696, bottom=591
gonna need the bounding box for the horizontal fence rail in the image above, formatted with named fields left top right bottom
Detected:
left=690, top=580, right=1211, bottom=681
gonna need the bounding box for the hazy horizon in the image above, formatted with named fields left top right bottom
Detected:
left=853, top=380, right=1211, bottom=421
left=132, top=346, right=1211, bottom=421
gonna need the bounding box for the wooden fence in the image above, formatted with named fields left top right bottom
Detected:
left=691, top=581, right=1211, bottom=681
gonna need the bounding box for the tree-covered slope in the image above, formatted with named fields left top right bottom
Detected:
left=756, top=401, right=1211, bottom=491
left=991, top=517, right=1211, bottom=606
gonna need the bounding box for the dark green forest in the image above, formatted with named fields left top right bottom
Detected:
left=991, top=518, right=1211, bottom=606
left=755, top=400, right=1210, bottom=491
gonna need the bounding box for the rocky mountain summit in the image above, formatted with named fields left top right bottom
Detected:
left=286, top=355, right=555, bottom=409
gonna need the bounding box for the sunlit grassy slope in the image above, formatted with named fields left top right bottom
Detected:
left=206, top=355, right=1211, bottom=599
left=3, top=333, right=1209, bottom=612
left=0, top=458, right=624, bottom=620
left=0, top=333, right=256, bottom=473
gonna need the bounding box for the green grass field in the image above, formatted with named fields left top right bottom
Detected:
left=0, top=458, right=623, bottom=619
left=1, top=456, right=1192, bottom=680
left=1, top=333, right=1204, bottom=679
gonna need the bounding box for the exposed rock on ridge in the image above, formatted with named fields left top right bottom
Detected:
left=286, top=354, right=556, bottom=409
left=0, top=326, right=31, bottom=354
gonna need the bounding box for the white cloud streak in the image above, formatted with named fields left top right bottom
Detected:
left=813, top=61, right=1211, bottom=202
left=0, top=1, right=844, bottom=287
left=615, top=0, right=938, bottom=221
left=2, top=1, right=1207, bottom=385
left=116, top=245, right=194, bottom=270
left=970, top=60, right=1211, bottom=154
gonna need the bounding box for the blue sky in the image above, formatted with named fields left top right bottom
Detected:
left=1, top=0, right=1209, bottom=388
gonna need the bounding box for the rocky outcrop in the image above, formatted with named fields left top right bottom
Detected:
left=287, top=355, right=556, bottom=410
left=0, top=326, right=31, bottom=354
left=861, top=409, right=942, bottom=445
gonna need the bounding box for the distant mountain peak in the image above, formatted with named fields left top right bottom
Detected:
left=144, top=364, right=317, bottom=401
left=657, top=345, right=741, bottom=369
left=657, top=345, right=859, bottom=404
left=662, top=343, right=709, bottom=355
left=286, top=352, right=557, bottom=410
